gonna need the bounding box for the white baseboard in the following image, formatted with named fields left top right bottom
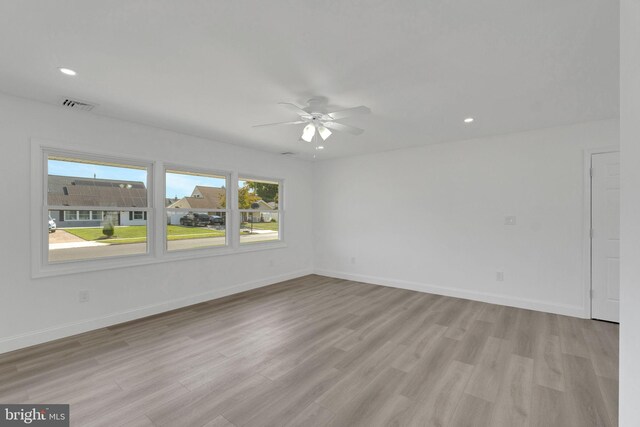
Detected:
left=315, top=269, right=586, bottom=318
left=0, top=268, right=313, bottom=355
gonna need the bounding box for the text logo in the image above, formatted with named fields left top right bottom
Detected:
left=0, top=405, right=69, bottom=426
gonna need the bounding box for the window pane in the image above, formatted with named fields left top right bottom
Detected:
left=239, top=212, right=279, bottom=244
left=48, top=156, right=147, bottom=208
left=64, top=211, right=78, bottom=221
left=48, top=211, right=147, bottom=263
left=165, top=170, right=227, bottom=251
left=166, top=211, right=226, bottom=251
left=166, top=170, right=226, bottom=210
left=238, top=179, right=279, bottom=210
left=78, top=210, right=91, bottom=220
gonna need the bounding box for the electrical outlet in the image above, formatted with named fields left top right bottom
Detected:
left=504, top=216, right=516, bottom=226
left=496, top=271, right=504, bottom=282
left=79, top=290, right=90, bottom=303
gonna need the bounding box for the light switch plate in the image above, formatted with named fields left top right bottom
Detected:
left=505, top=216, right=516, bottom=226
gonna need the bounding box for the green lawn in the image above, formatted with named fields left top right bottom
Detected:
left=64, top=225, right=225, bottom=245
left=241, top=221, right=279, bottom=231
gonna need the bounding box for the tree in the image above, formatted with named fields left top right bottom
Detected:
left=102, top=213, right=116, bottom=238
left=246, top=181, right=278, bottom=205
left=238, top=185, right=260, bottom=209
left=219, top=184, right=259, bottom=209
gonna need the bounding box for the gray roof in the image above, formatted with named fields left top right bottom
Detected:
left=48, top=175, right=147, bottom=207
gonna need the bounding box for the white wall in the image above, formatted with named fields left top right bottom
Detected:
left=0, top=93, right=313, bottom=354
left=313, top=120, right=619, bottom=317
left=619, top=0, right=640, bottom=424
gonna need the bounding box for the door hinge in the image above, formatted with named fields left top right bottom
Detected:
left=590, top=167, right=593, bottom=178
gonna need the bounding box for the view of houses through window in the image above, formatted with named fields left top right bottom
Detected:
left=47, top=155, right=149, bottom=263
left=165, top=170, right=227, bottom=251
left=238, top=178, right=280, bottom=244
left=45, top=152, right=283, bottom=266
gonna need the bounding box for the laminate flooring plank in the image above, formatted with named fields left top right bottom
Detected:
left=283, top=402, right=335, bottom=427
left=317, top=339, right=406, bottom=411
left=558, top=315, right=590, bottom=358
left=203, top=416, right=236, bottom=427
left=533, top=333, right=565, bottom=391
left=582, top=323, right=619, bottom=380
left=530, top=385, right=568, bottom=427
left=448, top=393, right=494, bottom=427
left=464, top=336, right=513, bottom=403
left=490, top=354, right=534, bottom=427
left=324, top=367, right=410, bottom=427
left=597, top=374, right=619, bottom=427
left=400, top=335, right=459, bottom=400
left=491, top=306, right=519, bottom=340
left=453, top=319, right=493, bottom=365
left=562, top=353, right=612, bottom=427
left=398, top=359, right=474, bottom=427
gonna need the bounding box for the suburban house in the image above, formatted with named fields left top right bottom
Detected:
left=48, top=175, right=148, bottom=228
left=167, top=185, right=225, bottom=210
left=167, top=185, right=278, bottom=223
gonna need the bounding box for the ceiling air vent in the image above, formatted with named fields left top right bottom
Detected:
left=280, top=152, right=295, bottom=156
left=60, top=97, right=96, bottom=111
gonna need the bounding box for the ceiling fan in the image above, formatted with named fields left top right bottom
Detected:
left=253, top=99, right=371, bottom=143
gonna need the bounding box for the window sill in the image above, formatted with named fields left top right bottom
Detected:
left=33, top=241, right=287, bottom=279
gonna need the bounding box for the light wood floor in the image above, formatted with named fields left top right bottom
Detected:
left=0, top=275, right=618, bottom=427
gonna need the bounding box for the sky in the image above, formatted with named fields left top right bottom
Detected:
left=48, top=159, right=226, bottom=199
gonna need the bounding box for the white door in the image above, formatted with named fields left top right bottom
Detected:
left=591, top=151, right=620, bottom=322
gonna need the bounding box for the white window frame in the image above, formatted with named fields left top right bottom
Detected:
left=129, top=211, right=146, bottom=221
left=63, top=210, right=78, bottom=221
left=33, top=143, right=155, bottom=277
left=62, top=210, right=105, bottom=221
left=30, top=139, right=286, bottom=278
left=163, top=165, right=231, bottom=254
left=237, top=175, right=284, bottom=246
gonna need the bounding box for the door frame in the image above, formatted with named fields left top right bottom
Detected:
left=582, top=147, right=620, bottom=319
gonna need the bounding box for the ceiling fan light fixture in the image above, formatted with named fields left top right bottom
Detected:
left=301, top=123, right=316, bottom=142
left=317, top=125, right=332, bottom=140
left=58, top=67, right=77, bottom=76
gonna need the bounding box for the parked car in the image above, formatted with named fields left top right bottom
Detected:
left=48, top=215, right=57, bottom=233
left=209, top=215, right=225, bottom=225
left=179, top=212, right=210, bottom=227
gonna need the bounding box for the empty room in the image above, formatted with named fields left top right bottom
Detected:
left=1, top=1, right=639, bottom=426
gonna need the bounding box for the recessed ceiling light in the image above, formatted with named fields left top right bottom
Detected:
left=58, top=68, right=77, bottom=76
left=464, top=117, right=474, bottom=123
left=316, top=146, right=325, bottom=150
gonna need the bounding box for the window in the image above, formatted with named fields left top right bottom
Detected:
left=165, top=169, right=228, bottom=252
left=46, top=154, right=149, bottom=263
left=63, top=210, right=105, bottom=221
left=36, top=143, right=285, bottom=276
left=238, top=178, right=280, bottom=244
left=128, top=211, right=147, bottom=221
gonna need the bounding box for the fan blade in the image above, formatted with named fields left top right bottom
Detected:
left=327, top=105, right=371, bottom=120
left=253, top=120, right=306, bottom=128
left=323, top=121, right=365, bottom=135
left=301, top=124, right=316, bottom=142
left=317, top=125, right=332, bottom=140
left=278, top=102, right=311, bottom=117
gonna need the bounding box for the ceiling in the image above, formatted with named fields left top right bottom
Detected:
left=0, top=1, right=619, bottom=160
